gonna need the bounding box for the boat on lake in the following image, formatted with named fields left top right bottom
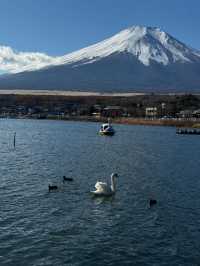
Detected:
left=99, top=121, right=115, bottom=136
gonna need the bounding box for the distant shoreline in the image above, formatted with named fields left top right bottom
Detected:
left=3, top=115, right=198, bottom=128
left=0, top=89, right=146, bottom=97
left=0, top=89, right=199, bottom=97
left=0, top=90, right=199, bottom=128
left=62, top=116, right=199, bottom=128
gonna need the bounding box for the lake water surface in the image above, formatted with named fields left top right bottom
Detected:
left=0, top=119, right=200, bottom=266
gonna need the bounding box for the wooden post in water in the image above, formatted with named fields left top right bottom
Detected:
left=13, top=132, right=16, bottom=148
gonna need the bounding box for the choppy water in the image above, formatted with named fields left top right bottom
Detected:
left=0, top=119, right=200, bottom=265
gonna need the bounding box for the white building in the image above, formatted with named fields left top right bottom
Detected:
left=145, top=107, right=158, bottom=117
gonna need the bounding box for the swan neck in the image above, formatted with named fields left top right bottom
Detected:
left=111, top=175, right=116, bottom=192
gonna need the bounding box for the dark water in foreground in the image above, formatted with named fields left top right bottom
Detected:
left=0, top=119, right=200, bottom=266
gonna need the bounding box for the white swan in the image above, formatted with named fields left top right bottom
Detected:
left=91, top=173, right=118, bottom=196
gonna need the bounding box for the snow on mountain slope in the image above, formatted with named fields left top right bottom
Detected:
left=0, top=25, right=200, bottom=92
left=1, top=25, right=200, bottom=74
left=57, top=26, right=200, bottom=67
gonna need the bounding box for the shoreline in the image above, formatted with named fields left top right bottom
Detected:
left=0, top=89, right=199, bottom=97
left=0, top=90, right=199, bottom=128
left=0, top=89, right=146, bottom=97
left=70, top=116, right=199, bottom=128
left=3, top=115, right=198, bottom=128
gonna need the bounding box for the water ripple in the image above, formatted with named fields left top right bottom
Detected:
left=0, top=120, right=200, bottom=265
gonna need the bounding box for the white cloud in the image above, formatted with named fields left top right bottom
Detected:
left=0, top=45, right=57, bottom=73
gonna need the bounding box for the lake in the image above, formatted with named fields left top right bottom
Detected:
left=0, top=119, right=200, bottom=266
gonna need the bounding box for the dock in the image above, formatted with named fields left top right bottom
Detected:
left=176, top=128, right=200, bottom=135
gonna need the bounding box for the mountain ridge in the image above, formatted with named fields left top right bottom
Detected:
left=0, top=25, right=200, bottom=92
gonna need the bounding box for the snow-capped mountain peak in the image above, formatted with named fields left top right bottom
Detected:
left=1, top=25, right=200, bottom=92
left=57, top=25, right=200, bottom=67
left=0, top=25, right=200, bottom=74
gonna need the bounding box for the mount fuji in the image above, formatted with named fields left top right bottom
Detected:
left=0, top=26, right=200, bottom=92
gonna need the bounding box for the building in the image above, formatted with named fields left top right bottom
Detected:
left=145, top=107, right=158, bottom=118
left=101, top=106, right=124, bottom=117
left=177, top=110, right=193, bottom=118
left=192, top=109, right=200, bottom=118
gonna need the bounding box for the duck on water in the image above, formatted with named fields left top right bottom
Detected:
left=63, top=176, right=73, bottom=182
left=48, top=184, right=58, bottom=192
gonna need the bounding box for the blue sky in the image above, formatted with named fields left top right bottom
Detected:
left=0, top=0, right=200, bottom=55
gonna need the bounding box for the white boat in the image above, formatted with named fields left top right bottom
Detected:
left=99, top=121, right=115, bottom=136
